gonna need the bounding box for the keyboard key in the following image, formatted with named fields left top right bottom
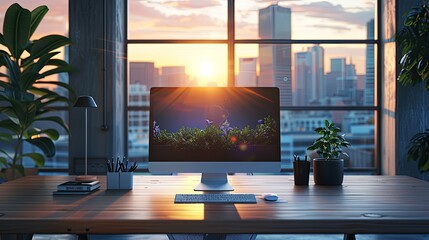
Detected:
left=174, top=193, right=257, bottom=203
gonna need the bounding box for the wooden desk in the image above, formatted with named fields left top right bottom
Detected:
left=1, top=175, right=429, bottom=237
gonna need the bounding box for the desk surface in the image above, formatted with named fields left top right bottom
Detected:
left=1, top=175, right=429, bottom=235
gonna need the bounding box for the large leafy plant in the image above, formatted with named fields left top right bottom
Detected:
left=396, top=0, right=429, bottom=90
left=307, top=120, right=351, bottom=160
left=396, top=0, right=429, bottom=172
left=0, top=3, right=75, bottom=179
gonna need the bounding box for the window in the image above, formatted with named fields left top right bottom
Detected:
left=0, top=0, right=69, bottom=170
left=127, top=0, right=379, bottom=172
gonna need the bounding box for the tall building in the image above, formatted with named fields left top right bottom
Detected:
left=325, top=58, right=358, bottom=104
left=364, top=19, right=375, bottom=106
left=258, top=4, right=292, bottom=106
left=236, top=57, right=257, bottom=86
left=129, top=62, right=157, bottom=89
left=294, top=45, right=325, bottom=105
left=159, top=66, right=189, bottom=87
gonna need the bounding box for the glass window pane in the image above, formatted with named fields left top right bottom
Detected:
left=280, top=110, right=375, bottom=170
left=128, top=0, right=227, bottom=39
left=235, top=0, right=376, bottom=40
left=128, top=44, right=228, bottom=106
left=235, top=44, right=375, bottom=106
left=128, top=111, right=149, bottom=162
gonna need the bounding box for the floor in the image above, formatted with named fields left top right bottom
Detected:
left=31, top=234, right=429, bottom=240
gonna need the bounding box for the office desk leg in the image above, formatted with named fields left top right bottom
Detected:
left=344, top=234, right=356, bottom=240
left=0, top=234, right=33, bottom=240
left=77, top=234, right=89, bottom=240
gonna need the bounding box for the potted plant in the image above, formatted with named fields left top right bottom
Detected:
left=307, top=120, right=351, bottom=185
left=0, top=3, right=75, bottom=181
left=396, top=0, right=429, bottom=172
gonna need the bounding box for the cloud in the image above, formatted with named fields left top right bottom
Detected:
left=162, top=0, right=221, bottom=9
left=312, top=24, right=351, bottom=32
left=288, top=1, right=374, bottom=27
left=129, top=1, right=225, bottom=38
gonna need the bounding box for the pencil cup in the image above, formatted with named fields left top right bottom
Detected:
left=293, top=161, right=310, bottom=186
left=119, top=172, right=133, bottom=190
left=107, top=172, right=120, bottom=189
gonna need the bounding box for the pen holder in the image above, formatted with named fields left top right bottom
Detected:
left=107, top=172, right=133, bottom=190
left=119, top=172, right=133, bottom=190
left=293, top=161, right=310, bottom=186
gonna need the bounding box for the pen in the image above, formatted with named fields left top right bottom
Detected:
left=115, top=157, right=120, bottom=172
left=107, top=160, right=112, bottom=172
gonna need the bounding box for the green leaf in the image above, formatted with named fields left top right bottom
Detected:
left=0, top=119, right=20, bottom=134
left=29, top=5, right=48, bottom=39
left=0, top=33, right=5, bottom=46
left=1, top=54, right=22, bottom=88
left=28, top=35, right=71, bottom=61
left=25, top=128, right=59, bottom=141
left=3, top=3, right=31, bottom=59
left=421, top=159, right=429, bottom=172
left=35, top=80, right=77, bottom=101
left=18, top=153, right=45, bottom=167
left=34, top=116, right=70, bottom=136
left=0, top=157, right=8, bottom=167
left=21, top=51, right=60, bottom=89
left=25, top=137, right=55, bottom=158
left=0, top=132, right=12, bottom=142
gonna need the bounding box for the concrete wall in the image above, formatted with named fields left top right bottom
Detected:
left=68, top=0, right=126, bottom=174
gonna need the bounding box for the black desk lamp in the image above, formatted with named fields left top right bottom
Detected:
left=74, top=95, right=98, bottom=182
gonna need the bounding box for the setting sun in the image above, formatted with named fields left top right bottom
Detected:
left=198, top=62, right=214, bottom=77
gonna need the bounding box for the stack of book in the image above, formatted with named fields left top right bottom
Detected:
left=53, top=180, right=100, bottom=195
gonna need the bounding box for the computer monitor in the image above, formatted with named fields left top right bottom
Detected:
left=149, top=87, right=280, bottom=191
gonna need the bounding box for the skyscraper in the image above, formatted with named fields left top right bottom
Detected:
left=236, top=57, right=257, bottom=86
left=129, top=62, right=156, bottom=88
left=364, top=19, right=374, bottom=106
left=294, top=45, right=325, bottom=105
left=258, top=4, right=292, bottom=106
left=159, top=66, right=189, bottom=87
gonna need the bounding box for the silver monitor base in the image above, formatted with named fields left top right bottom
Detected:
left=194, top=173, right=234, bottom=191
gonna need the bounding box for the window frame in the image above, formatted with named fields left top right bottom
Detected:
left=125, top=0, right=381, bottom=174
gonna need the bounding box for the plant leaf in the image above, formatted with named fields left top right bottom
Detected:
left=25, top=137, right=55, bottom=158
left=29, top=5, right=48, bottom=39
left=0, top=132, right=13, bottom=142
left=28, top=34, right=71, bottom=61
left=25, top=128, right=59, bottom=141
left=0, top=157, right=8, bottom=168
left=3, top=3, right=31, bottom=59
left=34, top=116, right=70, bottom=136
left=18, top=153, right=45, bottom=167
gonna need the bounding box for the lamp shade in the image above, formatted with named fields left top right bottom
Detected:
left=74, top=95, right=97, bottom=108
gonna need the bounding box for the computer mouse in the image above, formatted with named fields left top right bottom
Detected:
left=263, top=193, right=278, bottom=201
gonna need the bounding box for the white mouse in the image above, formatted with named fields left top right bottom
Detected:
left=263, top=193, right=278, bottom=201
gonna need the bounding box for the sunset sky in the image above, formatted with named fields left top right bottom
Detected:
left=1, top=0, right=375, bottom=86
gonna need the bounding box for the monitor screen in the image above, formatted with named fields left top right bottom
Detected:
left=149, top=87, right=280, bottom=191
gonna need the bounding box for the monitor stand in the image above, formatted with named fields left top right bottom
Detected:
left=194, top=173, right=234, bottom=191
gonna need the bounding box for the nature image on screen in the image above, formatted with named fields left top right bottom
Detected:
left=150, top=88, right=280, bottom=162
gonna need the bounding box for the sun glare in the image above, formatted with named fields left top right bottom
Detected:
left=198, top=62, right=214, bottom=77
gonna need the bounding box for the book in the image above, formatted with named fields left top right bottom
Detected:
left=57, top=181, right=100, bottom=192
left=53, top=189, right=99, bottom=195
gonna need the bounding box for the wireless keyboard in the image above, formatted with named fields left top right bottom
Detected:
left=174, top=193, right=257, bottom=203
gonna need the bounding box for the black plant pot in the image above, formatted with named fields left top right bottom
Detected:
left=313, top=158, right=344, bottom=185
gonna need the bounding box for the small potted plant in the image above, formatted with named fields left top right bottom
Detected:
left=307, top=120, right=351, bottom=185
